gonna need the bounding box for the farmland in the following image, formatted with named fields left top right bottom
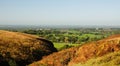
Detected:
left=20, top=27, right=120, bottom=45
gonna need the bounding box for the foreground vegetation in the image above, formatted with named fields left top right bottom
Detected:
left=29, top=34, right=120, bottom=66
left=75, top=51, right=120, bottom=66
left=0, top=30, right=57, bottom=66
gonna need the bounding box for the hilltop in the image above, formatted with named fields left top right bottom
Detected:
left=29, top=34, right=120, bottom=66
left=0, top=30, right=57, bottom=66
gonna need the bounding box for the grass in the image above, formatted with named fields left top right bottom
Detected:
left=29, top=34, right=120, bottom=66
left=29, top=46, right=79, bottom=66
left=53, top=43, right=80, bottom=50
left=0, top=30, right=57, bottom=66
left=81, top=34, right=103, bottom=39
left=75, top=51, right=120, bottom=66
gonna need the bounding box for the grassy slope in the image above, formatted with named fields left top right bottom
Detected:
left=29, top=46, right=79, bottom=66
left=29, top=34, right=120, bottom=66
left=0, top=30, right=57, bottom=66
left=75, top=51, right=120, bottom=66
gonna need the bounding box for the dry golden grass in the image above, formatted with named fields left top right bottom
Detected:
left=0, top=30, right=57, bottom=66
left=29, top=34, right=120, bottom=66
left=75, top=51, right=120, bottom=66
left=29, top=46, right=79, bottom=66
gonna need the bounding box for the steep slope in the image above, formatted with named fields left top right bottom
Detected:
left=29, top=34, right=120, bottom=66
left=0, top=30, right=57, bottom=66
left=69, top=38, right=120, bottom=66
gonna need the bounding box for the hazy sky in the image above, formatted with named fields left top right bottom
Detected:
left=0, top=0, right=120, bottom=25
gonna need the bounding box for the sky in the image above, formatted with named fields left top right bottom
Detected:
left=0, top=0, right=120, bottom=25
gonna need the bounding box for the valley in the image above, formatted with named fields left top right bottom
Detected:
left=0, top=26, right=120, bottom=66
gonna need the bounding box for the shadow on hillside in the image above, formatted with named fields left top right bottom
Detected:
left=0, top=54, right=9, bottom=66
left=36, top=38, right=57, bottom=52
left=0, top=38, right=57, bottom=66
left=16, top=38, right=57, bottom=66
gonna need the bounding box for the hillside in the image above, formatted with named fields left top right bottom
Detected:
left=0, top=30, right=57, bottom=66
left=29, top=34, right=120, bottom=66
left=75, top=51, right=120, bottom=66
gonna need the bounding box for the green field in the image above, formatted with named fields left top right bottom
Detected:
left=53, top=43, right=80, bottom=50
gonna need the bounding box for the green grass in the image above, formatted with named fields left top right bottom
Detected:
left=81, top=34, right=103, bottom=39
left=74, top=51, right=120, bottom=66
left=53, top=43, right=80, bottom=50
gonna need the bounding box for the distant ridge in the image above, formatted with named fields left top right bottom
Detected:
left=1, top=25, right=120, bottom=30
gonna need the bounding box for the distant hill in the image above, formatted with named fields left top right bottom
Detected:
left=29, top=34, right=120, bottom=66
left=0, top=30, right=57, bottom=66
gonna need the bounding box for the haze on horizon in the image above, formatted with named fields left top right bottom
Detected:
left=0, top=0, right=120, bottom=26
